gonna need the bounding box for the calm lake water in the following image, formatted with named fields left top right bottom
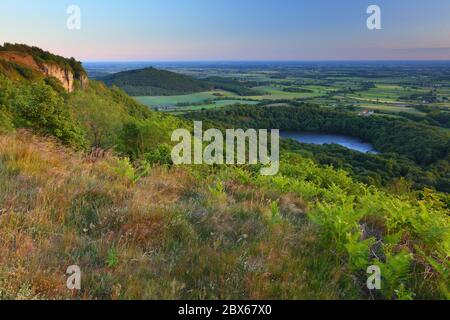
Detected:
left=281, top=132, right=378, bottom=154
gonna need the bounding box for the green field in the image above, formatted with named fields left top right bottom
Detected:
left=135, top=84, right=327, bottom=112
left=248, top=85, right=326, bottom=100
left=353, top=103, right=425, bottom=116
left=175, top=99, right=258, bottom=112
left=347, top=84, right=429, bottom=103
left=135, top=90, right=260, bottom=113
left=135, top=90, right=234, bottom=107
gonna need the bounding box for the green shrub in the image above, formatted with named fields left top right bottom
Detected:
left=143, top=144, right=172, bottom=166
left=106, top=248, right=119, bottom=268
left=1, top=76, right=85, bottom=146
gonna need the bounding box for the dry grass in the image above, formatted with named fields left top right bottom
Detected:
left=0, top=131, right=358, bottom=300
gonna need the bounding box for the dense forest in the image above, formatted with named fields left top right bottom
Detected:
left=100, top=67, right=259, bottom=96
left=401, top=105, right=450, bottom=128
left=186, top=104, right=450, bottom=193
left=101, top=67, right=212, bottom=96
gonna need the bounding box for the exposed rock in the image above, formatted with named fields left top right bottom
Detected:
left=0, top=51, right=88, bottom=92
left=41, top=62, right=74, bottom=92
left=79, top=73, right=89, bottom=90
left=0, top=51, right=40, bottom=69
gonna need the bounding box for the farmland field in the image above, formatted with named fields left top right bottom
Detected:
left=135, top=90, right=233, bottom=107
left=174, top=99, right=259, bottom=112
left=248, top=85, right=327, bottom=100
left=353, top=103, right=425, bottom=116
left=135, top=90, right=260, bottom=112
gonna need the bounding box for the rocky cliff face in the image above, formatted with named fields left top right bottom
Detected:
left=79, top=73, right=89, bottom=90
left=0, top=51, right=88, bottom=92
left=41, top=63, right=75, bottom=92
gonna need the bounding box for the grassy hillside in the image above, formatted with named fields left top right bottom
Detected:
left=0, top=131, right=448, bottom=299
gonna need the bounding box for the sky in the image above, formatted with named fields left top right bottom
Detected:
left=0, top=0, right=450, bottom=61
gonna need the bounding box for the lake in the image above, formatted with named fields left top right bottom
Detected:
left=281, top=132, right=378, bottom=154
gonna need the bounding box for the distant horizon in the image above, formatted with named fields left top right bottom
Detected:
left=82, top=59, right=450, bottom=64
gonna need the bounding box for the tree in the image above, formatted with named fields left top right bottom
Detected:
left=11, top=81, right=84, bottom=146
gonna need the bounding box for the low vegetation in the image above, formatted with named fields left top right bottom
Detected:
left=0, top=131, right=448, bottom=299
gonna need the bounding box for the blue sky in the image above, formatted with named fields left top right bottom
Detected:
left=0, top=0, right=449, bottom=61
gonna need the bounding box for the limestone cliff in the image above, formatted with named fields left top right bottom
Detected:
left=41, top=62, right=75, bottom=92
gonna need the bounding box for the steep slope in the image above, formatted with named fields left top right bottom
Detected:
left=0, top=131, right=448, bottom=300
left=0, top=43, right=88, bottom=92
left=0, top=44, right=170, bottom=153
